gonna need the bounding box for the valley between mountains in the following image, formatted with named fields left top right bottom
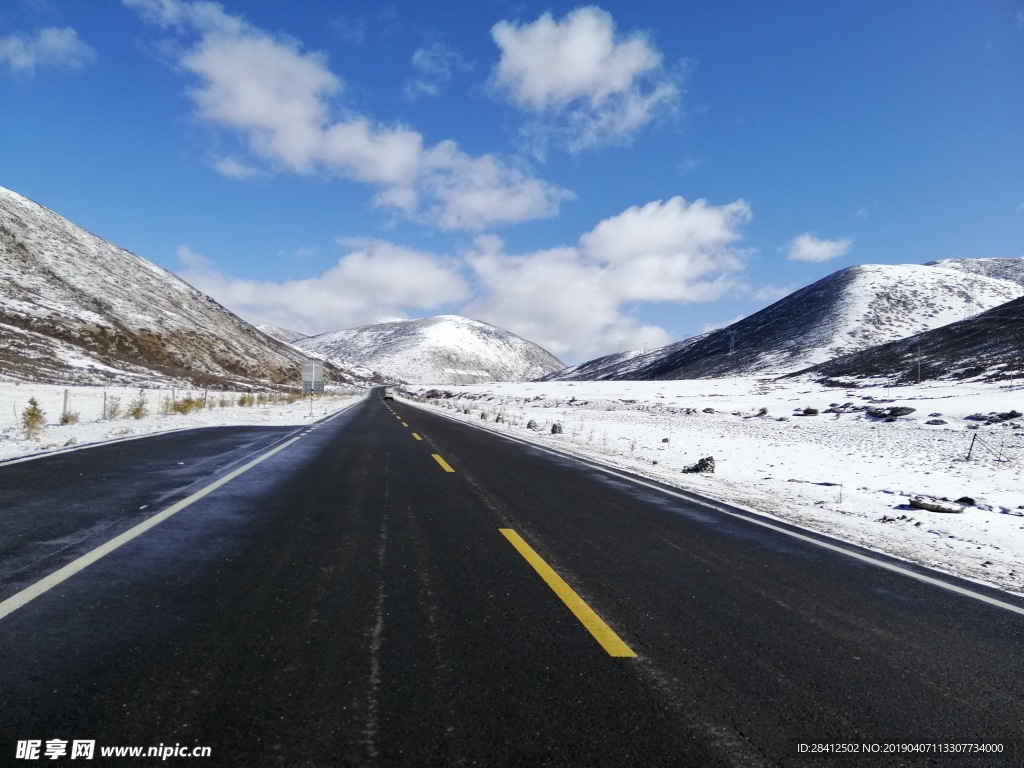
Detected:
left=2, top=183, right=1023, bottom=765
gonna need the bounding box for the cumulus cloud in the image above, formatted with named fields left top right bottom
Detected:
left=404, top=42, right=470, bottom=99
left=491, top=6, right=680, bottom=153
left=0, top=26, right=95, bottom=75
left=783, top=233, right=853, bottom=262
left=174, top=195, right=751, bottom=361
left=175, top=240, right=470, bottom=333
left=464, top=196, right=751, bottom=359
left=124, top=0, right=568, bottom=230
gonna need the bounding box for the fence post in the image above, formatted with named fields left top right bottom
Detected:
left=966, top=433, right=977, bottom=461
left=63, top=389, right=69, bottom=419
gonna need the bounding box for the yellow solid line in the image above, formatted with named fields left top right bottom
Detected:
left=412, top=433, right=422, bottom=441
left=499, top=528, right=636, bottom=658
left=431, top=454, right=455, bottom=473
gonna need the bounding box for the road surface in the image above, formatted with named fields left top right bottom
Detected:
left=1, top=389, right=1021, bottom=766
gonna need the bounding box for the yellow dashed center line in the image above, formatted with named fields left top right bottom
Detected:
left=499, top=528, right=637, bottom=659
left=431, top=454, right=455, bottom=473
left=401, top=422, right=408, bottom=427
left=412, top=433, right=422, bottom=441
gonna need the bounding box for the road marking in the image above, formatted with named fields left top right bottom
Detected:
left=414, top=402, right=1024, bottom=619
left=0, top=433, right=306, bottom=623
left=431, top=454, right=455, bottom=473
left=401, top=422, right=408, bottom=427
left=412, top=433, right=423, bottom=441
left=500, top=528, right=636, bottom=658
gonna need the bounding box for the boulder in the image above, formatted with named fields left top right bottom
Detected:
left=682, top=456, right=715, bottom=474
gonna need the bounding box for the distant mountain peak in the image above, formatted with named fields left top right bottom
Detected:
left=295, top=314, right=565, bottom=384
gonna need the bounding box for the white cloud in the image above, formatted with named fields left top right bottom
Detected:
left=213, top=156, right=261, bottom=179
left=464, top=196, right=751, bottom=359
left=0, top=26, right=94, bottom=75
left=783, top=233, right=853, bottom=263
left=418, top=141, right=574, bottom=230
left=175, top=196, right=752, bottom=361
left=124, top=0, right=568, bottom=230
left=491, top=7, right=680, bottom=153
left=175, top=240, right=469, bottom=334
left=465, top=238, right=672, bottom=359
left=404, top=42, right=469, bottom=100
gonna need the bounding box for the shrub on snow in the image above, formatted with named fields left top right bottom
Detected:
left=22, top=398, right=46, bottom=439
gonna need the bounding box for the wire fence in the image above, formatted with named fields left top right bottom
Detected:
left=965, top=432, right=1020, bottom=464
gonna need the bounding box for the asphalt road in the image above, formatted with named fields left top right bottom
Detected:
left=1, top=389, right=1022, bottom=767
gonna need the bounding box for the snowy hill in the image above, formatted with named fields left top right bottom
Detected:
left=257, top=324, right=308, bottom=344
left=926, top=256, right=1024, bottom=288
left=555, top=263, right=1024, bottom=381
left=295, top=315, right=565, bottom=384
left=0, top=186, right=366, bottom=388
left=796, top=294, right=1024, bottom=385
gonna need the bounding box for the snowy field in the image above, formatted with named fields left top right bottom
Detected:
left=402, top=377, right=1024, bottom=597
left=0, top=381, right=365, bottom=464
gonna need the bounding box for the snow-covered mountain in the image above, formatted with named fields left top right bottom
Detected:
left=0, top=185, right=366, bottom=387
left=257, top=324, right=308, bottom=344
left=295, top=315, right=565, bottom=384
left=795, top=294, right=1024, bottom=385
left=554, top=263, right=1024, bottom=381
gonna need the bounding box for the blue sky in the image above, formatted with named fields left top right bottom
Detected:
left=2, top=0, right=1022, bottom=362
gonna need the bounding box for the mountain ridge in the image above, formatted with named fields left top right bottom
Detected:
left=0, top=185, right=367, bottom=388
left=549, top=262, right=1024, bottom=381
left=793, top=294, right=1024, bottom=385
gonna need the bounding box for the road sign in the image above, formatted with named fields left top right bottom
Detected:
left=301, top=361, right=324, bottom=395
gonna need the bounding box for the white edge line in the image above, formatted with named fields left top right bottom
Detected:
left=0, top=396, right=369, bottom=622
left=0, top=426, right=198, bottom=468
left=0, top=393, right=366, bottom=468
left=403, top=397, right=1024, bottom=618
left=0, top=431, right=310, bottom=623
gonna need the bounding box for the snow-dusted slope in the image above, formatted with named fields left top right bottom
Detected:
left=257, top=324, right=308, bottom=344
left=0, top=185, right=364, bottom=387
left=295, top=315, right=565, bottom=384
left=797, top=294, right=1024, bottom=384
left=560, top=263, right=1024, bottom=381
left=926, top=256, right=1024, bottom=288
